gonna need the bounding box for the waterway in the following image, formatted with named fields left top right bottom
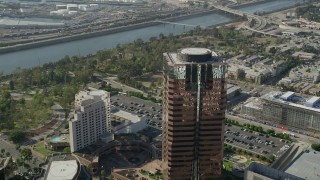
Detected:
left=0, top=0, right=304, bottom=74
left=0, top=17, right=66, bottom=23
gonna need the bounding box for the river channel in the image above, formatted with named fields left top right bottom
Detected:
left=0, top=0, right=304, bottom=74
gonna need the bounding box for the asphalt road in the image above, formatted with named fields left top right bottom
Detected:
left=105, top=77, right=146, bottom=95
left=0, top=137, right=43, bottom=168
left=0, top=138, right=20, bottom=159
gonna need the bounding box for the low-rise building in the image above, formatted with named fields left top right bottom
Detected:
left=45, top=160, right=80, bottom=180
left=292, top=52, right=316, bottom=61
left=227, top=55, right=289, bottom=84
left=111, top=109, right=147, bottom=134
left=288, top=63, right=320, bottom=84
left=241, top=91, right=320, bottom=132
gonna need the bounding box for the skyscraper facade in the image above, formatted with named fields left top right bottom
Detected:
left=162, top=48, right=227, bottom=179
left=69, top=90, right=111, bottom=152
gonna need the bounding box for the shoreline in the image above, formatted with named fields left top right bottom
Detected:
left=0, top=10, right=216, bottom=54
left=0, top=0, right=304, bottom=55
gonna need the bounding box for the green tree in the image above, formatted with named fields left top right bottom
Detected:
left=63, top=147, right=71, bottom=153
left=15, top=144, right=20, bottom=151
left=9, top=80, right=14, bottom=90
left=20, top=148, right=32, bottom=162
left=9, top=131, right=26, bottom=143
left=311, top=144, right=320, bottom=151
left=269, top=155, right=276, bottom=162
left=101, top=169, right=107, bottom=177
left=269, top=47, right=278, bottom=55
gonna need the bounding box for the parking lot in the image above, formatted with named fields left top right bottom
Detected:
left=110, top=94, right=163, bottom=129
left=225, top=125, right=290, bottom=157
left=110, top=94, right=291, bottom=157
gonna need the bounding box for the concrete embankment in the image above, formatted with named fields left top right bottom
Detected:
left=0, top=10, right=215, bottom=54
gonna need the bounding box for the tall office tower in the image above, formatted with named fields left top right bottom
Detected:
left=162, top=48, right=227, bottom=179
left=69, top=90, right=111, bottom=152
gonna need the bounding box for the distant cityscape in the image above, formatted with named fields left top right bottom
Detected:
left=0, top=0, right=319, bottom=180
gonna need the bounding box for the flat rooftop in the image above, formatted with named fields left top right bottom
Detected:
left=244, top=97, right=263, bottom=110
left=164, top=48, right=222, bottom=65
left=180, top=48, right=211, bottom=55
left=285, top=149, right=320, bottom=180
left=261, top=91, right=320, bottom=113
left=46, top=160, right=78, bottom=180
left=246, top=162, right=303, bottom=180
left=112, top=109, right=143, bottom=123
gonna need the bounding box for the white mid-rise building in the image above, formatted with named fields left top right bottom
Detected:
left=69, top=90, right=111, bottom=152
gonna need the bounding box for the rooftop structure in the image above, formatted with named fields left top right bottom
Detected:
left=166, top=48, right=221, bottom=65
left=261, top=91, right=320, bottom=113
left=46, top=160, right=79, bottom=180
left=305, top=96, right=320, bottom=108
left=280, top=91, right=295, bottom=100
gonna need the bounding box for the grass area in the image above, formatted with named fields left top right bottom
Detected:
left=33, top=141, right=54, bottom=157
left=150, top=174, right=164, bottom=180
left=140, top=169, right=149, bottom=176
left=139, top=169, right=164, bottom=180
left=244, top=159, right=253, bottom=166
left=223, top=160, right=235, bottom=172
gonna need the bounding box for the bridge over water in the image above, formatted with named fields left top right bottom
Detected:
left=212, top=5, right=279, bottom=37
left=154, top=20, right=206, bottom=28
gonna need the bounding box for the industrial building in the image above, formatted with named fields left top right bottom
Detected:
left=241, top=91, right=320, bottom=132
left=69, top=90, right=111, bottom=152
left=162, top=48, right=227, bottom=179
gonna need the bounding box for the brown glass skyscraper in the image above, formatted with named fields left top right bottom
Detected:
left=162, top=48, right=227, bottom=180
